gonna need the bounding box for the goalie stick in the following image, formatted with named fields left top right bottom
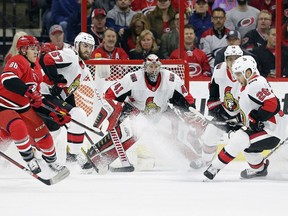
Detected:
left=0, top=151, right=70, bottom=186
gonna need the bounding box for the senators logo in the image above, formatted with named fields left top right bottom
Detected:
left=144, top=97, right=161, bottom=115
left=66, top=74, right=81, bottom=96
left=223, top=86, right=239, bottom=112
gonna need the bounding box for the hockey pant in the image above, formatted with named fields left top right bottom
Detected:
left=0, top=108, right=56, bottom=163
left=212, top=128, right=280, bottom=170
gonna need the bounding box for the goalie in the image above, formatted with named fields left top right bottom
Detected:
left=86, top=54, right=205, bottom=172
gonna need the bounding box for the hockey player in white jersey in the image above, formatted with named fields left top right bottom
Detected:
left=86, top=54, right=199, bottom=172
left=190, top=45, right=244, bottom=169
left=38, top=32, right=95, bottom=173
left=204, top=55, right=288, bottom=180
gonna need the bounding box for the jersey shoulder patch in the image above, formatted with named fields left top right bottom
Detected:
left=130, top=73, right=138, bottom=82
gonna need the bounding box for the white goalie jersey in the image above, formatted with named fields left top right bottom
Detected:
left=106, top=68, right=193, bottom=116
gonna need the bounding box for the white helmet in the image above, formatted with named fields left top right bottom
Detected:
left=144, top=54, right=162, bottom=83
left=224, top=45, right=243, bottom=58
left=74, top=32, right=95, bottom=51
left=232, top=55, right=259, bottom=80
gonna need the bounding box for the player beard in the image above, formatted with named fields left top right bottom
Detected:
left=79, top=51, right=91, bottom=60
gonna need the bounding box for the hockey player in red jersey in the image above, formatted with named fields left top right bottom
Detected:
left=0, top=35, right=70, bottom=174
left=189, top=45, right=244, bottom=169
left=86, top=54, right=199, bottom=172
left=39, top=32, right=96, bottom=173
left=204, top=55, right=288, bottom=180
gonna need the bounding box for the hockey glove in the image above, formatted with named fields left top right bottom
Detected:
left=207, top=100, right=228, bottom=122
left=50, top=74, right=67, bottom=96
left=24, top=86, right=43, bottom=108
left=49, top=106, right=71, bottom=125
left=248, top=110, right=264, bottom=132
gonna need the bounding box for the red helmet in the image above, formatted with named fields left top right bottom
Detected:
left=40, top=42, right=58, bottom=55
left=16, top=35, right=39, bottom=50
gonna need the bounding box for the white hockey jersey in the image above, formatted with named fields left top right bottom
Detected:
left=40, top=48, right=90, bottom=100
left=238, top=75, right=288, bottom=141
left=211, top=62, right=242, bottom=116
left=107, top=68, right=193, bottom=116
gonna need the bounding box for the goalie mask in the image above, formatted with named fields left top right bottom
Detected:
left=144, top=54, right=162, bottom=83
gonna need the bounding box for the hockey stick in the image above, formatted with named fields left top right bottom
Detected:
left=0, top=151, right=70, bottom=185
left=263, top=137, right=288, bottom=160
left=41, top=103, right=104, bottom=137
left=93, top=89, right=135, bottom=172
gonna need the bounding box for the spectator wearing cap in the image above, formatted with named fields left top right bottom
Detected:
left=50, top=0, right=80, bottom=41
left=214, top=29, right=252, bottom=66
left=199, top=7, right=230, bottom=70
left=49, top=24, right=73, bottom=49
left=66, top=0, right=95, bottom=45
left=224, top=0, right=259, bottom=38
left=188, top=0, right=213, bottom=41
left=242, top=10, right=272, bottom=52
left=106, top=0, right=137, bottom=38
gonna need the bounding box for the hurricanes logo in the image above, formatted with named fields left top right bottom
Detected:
left=223, top=86, right=239, bottom=112
left=144, top=97, right=161, bottom=115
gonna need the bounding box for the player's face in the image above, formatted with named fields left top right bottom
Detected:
left=146, top=63, right=160, bottom=82
left=79, top=42, right=93, bottom=60
left=226, top=55, right=240, bottom=70
left=234, top=71, right=247, bottom=86
left=26, top=45, right=39, bottom=63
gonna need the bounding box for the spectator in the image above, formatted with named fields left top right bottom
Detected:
left=49, top=25, right=73, bottom=49
left=94, top=0, right=116, bottom=12
left=66, top=0, right=94, bottom=44
left=212, top=0, right=238, bottom=12
left=131, top=0, right=179, bottom=15
left=91, top=28, right=129, bottom=59
left=50, top=0, right=80, bottom=42
left=170, top=24, right=211, bottom=79
left=252, top=27, right=288, bottom=78
left=214, top=29, right=252, bottom=66
left=39, top=0, right=52, bottom=39
left=283, top=20, right=288, bottom=48
left=106, top=0, right=137, bottom=38
left=88, top=8, right=108, bottom=48
left=249, top=0, right=276, bottom=25
left=129, top=29, right=160, bottom=59
left=160, top=12, right=189, bottom=59
left=200, top=7, right=230, bottom=70
left=242, top=10, right=272, bottom=51
left=188, top=0, right=213, bottom=40
left=3, top=31, right=28, bottom=65
left=225, top=0, right=259, bottom=38
left=146, top=0, right=176, bottom=39
left=121, top=13, right=157, bottom=53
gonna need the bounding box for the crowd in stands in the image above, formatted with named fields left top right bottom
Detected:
left=3, top=0, right=288, bottom=78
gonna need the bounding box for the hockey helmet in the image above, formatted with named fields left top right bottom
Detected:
left=224, top=45, right=243, bottom=58
left=40, top=42, right=58, bottom=55
left=144, top=54, right=162, bottom=83
left=74, top=32, right=95, bottom=51
left=232, top=55, right=259, bottom=80
left=16, top=35, right=39, bottom=51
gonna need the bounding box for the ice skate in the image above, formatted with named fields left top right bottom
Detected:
left=190, top=158, right=210, bottom=169
left=77, top=153, right=93, bottom=174
left=27, top=158, right=41, bottom=174
left=48, top=161, right=67, bottom=172
left=203, top=164, right=220, bottom=180
left=240, top=160, right=269, bottom=179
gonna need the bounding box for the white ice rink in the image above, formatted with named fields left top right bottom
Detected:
left=1, top=145, right=288, bottom=216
